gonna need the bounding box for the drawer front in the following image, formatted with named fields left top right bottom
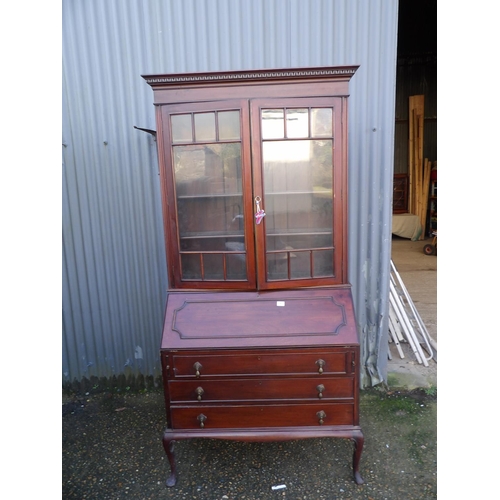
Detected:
left=171, top=351, right=353, bottom=378
left=169, top=377, right=354, bottom=402
left=170, top=403, right=354, bottom=429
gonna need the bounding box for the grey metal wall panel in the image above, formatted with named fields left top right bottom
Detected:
left=62, top=0, right=399, bottom=388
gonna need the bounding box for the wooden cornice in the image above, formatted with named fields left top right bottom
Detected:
left=142, top=65, right=359, bottom=88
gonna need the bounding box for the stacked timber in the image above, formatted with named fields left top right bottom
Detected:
left=408, top=95, right=435, bottom=240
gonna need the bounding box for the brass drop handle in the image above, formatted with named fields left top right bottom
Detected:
left=197, top=413, right=207, bottom=428
left=195, top=387, right=204, bottom=401
left=193, top=362, right=203, bottom=378
left=316, top=359, right=325, bottom=374
left=316, top=384, right=325, bottom=399
left=317, top=410, right=326, bottom=425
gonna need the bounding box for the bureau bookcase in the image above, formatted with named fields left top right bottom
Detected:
left=143, top=66, right=364, bottom=486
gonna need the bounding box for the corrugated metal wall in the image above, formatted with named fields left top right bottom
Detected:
left=62, top=0, right=399, bottom=389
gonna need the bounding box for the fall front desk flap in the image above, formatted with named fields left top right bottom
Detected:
left=161, top=287, right=359, bottom=350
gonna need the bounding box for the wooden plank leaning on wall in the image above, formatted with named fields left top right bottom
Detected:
left=408, top=95, right=434, bottom=240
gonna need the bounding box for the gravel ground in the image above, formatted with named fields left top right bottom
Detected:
left=62, top=388, right=436, bottom=499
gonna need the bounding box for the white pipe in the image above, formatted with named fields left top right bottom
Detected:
left=390, top=260, right=435, bottom=361
left=388, top=309, right=405, bottom=359
left=389, top=280, right=428, bottom=366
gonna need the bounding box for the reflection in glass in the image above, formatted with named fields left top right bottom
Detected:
left=171, top=114, right=193, bottom=143
left=174, top=143, right=242, bottom=196
left=261, top=109, right=284, bottom=139
left=313, top=249, right=334, bottom=277
left=181, top=254, right=201, bottom=279
left=202, top=254, right=224, bottom=279
left=173, top=141, right=246, bottom=281
left=266, top=247, right=334, bottom=280
left=290, top=250, right=313, bottom=279
left=181, top=249, right=247, bottom=281
left=226, top=252, right=247, bottom=279
left=311, top=108, right=333, bottom=137
left=286, top=108, right=309, bottom=138
left=194, top=112, right=216, bottom=142
left=266, top=253, right=288, bottom=280
left=261, top=136, right=334, bottom=281
left=262, top=140, right=332, bottom=197
left=218, top=111, right=240, bottom=140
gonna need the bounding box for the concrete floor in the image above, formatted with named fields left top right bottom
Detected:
left=387, top=235, right=437, bottom=389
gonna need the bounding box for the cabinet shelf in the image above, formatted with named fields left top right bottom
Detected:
left=177, top=190, right=331, bottom=200
left=180, top=231, right=244, bottom=240
left=267, top=229, right=332, bottom=237
left=179, top=229, right=332, bottom=240
left=177, top=193, right=243, bottom=200
left=267, top=189, right=332, bottom=197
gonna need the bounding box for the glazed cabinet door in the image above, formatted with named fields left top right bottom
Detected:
left=159, top=100, right=256, bottom=289
left=158, top=97, right=346, bottom=290
left=250, top=97, right=346, bottom=289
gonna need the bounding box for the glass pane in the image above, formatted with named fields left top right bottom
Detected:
left=171, top=114, right=193, bottom=143
left=266, top=253, right=288, bottom=280
left=226, top=253, right=247, bottom=280
left=311, top=108, right=333, bottom=137
left=263, top=140, right=332, bottom=195
left=218, top=111, right=240, bottom=140
left=194, top=112, right=216, bottom=142
left=261, top=109, right=284, bottom=139
left=181, top=254, right=201, bottom=279
left=312, top=249, right=334, bottom=277
left=286, top=108, right=309, bottom=138
left=262, top=139, right=334, bottom=280
left=179, top=243, right=247, bottom=281
left=290, top=250, right=312, bottom=279
left=174, top=143, right=242, bottom=196
left=203, top=254, right=224, bottom=280
left=176, top=194, right=244, bottom=239
left=266, top=249, right=312, bottom=280
left=173, top=142, right=246, bottom=280
left=180, top=251, right=249, bottom=281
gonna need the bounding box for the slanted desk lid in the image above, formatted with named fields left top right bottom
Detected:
left=161, top=287, right=359, bottom=350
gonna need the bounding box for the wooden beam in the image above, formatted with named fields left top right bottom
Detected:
left=420, top=158, right=432, bottom=239
left=408, top=97, right=415, bottom=213
left=408, top=95, right=425, bottom=223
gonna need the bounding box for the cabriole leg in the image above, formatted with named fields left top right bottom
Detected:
left=352, top=432, right=364, bottom=484
left=162, top=436, right=177, bottom=487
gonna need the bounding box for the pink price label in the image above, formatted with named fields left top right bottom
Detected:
left=255, top=209, right=266, bottom=224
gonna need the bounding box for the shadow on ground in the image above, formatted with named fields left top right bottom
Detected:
left=62, top=388, right=436, bottom=499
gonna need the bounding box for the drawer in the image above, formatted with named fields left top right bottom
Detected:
left=170, top=402, right=355, bottom=429
left=169, top=377, right=354, bottom=402
left=171, top=350, right=353, bottom=378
